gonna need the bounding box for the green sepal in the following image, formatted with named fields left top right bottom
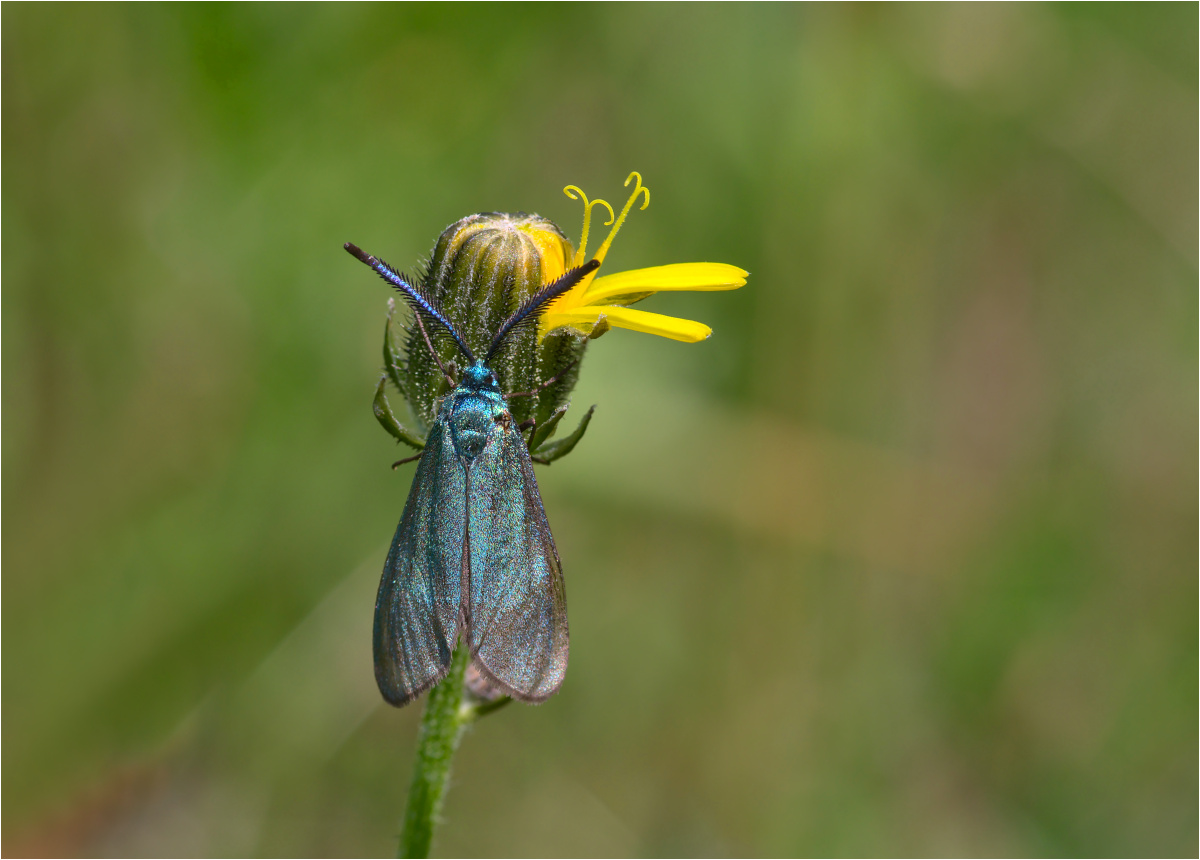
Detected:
left=373, top=375, right=425, bottom=451
left=528, top=404, right=568, bottom=452
left=383, top=298, right=407, bottom=395
left=532, top=405, right=595, bottom=463
left=587, top=315, right=611, bottom=340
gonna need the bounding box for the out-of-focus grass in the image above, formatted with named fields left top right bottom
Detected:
left=3, top=4, right=1195, bottom=856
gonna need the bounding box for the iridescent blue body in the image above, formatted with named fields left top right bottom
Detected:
left=372, top=360, right=568, bottom=705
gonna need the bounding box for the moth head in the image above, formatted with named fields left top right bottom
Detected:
left=461, top=361, right=500, bottom=392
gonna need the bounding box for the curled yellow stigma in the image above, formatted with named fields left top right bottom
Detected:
left=592, top=172, right=649, bottom=265
left=540, top=172, right=747, bottom=343
left=562, top=186, right=614, bottom=268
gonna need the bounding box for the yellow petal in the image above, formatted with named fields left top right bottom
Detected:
left=582, top=262, right=748, bottom=304
left=543, top=305, right=712, bottom=342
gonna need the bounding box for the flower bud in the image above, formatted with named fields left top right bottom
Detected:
left=395, top=213, right=588, bottom=431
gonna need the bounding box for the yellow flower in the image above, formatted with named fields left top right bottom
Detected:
left=538, top=172, right=748, bottom=343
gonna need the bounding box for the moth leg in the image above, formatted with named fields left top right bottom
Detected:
left=374, top=376, right=426, bottom=451
left=531, top=404, right=594, bottom=464
left=391, top=452, right=423, bottom=469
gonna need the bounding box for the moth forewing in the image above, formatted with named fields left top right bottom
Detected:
left=373, top=411, right=465, bottom=706
left=465, top=416, right=568, bottom=702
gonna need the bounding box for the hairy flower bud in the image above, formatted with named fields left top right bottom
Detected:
left=394, top=212, right=587, bottom=432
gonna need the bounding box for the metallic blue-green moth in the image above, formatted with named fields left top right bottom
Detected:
left=347, top=242, right=598, bottom=706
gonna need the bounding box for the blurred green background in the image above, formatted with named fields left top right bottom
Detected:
left=3, top=4, right=1196, bottom=856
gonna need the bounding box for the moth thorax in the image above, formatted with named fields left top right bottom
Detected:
left=450, top=393, right=503, bottom=461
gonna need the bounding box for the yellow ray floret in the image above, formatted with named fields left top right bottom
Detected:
left=583, top=262, right=748, bottom=305
left=545, top=306, right=715, bottom=343
left=540, top=172, right=748, bottom=341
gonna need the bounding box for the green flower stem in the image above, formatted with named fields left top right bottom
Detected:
left=398, top=645, right=469, bottom=858
left=398, top=646, right=512, bottom=858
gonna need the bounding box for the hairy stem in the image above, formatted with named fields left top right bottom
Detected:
left=398, top=645, right=470, bottom=858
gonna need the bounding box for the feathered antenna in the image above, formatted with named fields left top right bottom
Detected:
left=485, top=259, right=600, bottom=362
left=345, top=242, right=477, bottom=365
